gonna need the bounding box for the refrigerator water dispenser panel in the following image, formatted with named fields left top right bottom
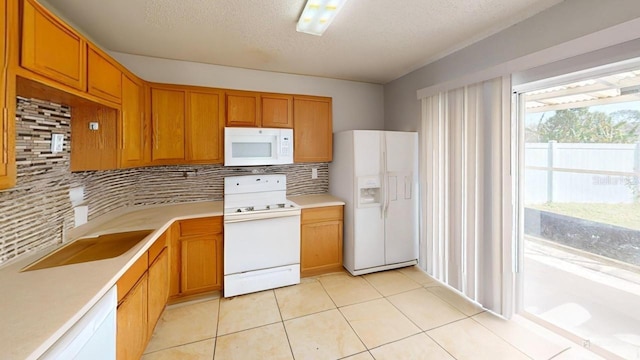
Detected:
left=357, top=176, right=381, bottom=207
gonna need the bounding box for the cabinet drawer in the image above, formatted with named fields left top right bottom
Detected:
left=148, top=232, right=167, bottom=263
left=301, top=206, right=343, bottom=224
left=179, top=216, right=223, bottom=236
left=116, top=253, right=148, bottom=303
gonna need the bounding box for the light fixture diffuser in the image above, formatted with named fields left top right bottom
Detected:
left=296, top=0, right=348, bottom=36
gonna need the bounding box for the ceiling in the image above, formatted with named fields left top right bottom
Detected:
left=43, top=0, right=564, bottom=84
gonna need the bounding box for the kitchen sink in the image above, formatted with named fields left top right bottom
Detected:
left=22, top=230, right=153, bottom=271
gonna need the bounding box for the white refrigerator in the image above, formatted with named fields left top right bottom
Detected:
left=330, top=130, right=418, bottom=276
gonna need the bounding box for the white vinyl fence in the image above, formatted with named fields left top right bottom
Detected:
left=525, top=142, right=640, bottom=204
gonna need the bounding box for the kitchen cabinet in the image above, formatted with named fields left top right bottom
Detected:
left=20, top=0, right=86, bottom=90
left=0, top=0, right=16, bottom=189
left=300, top=205, right=344, bottom=277
left=119, top=73, right=148, bottom=168
left=147, top=235, right=169, bottom=338
left=116, top=268, right=148, bottom=360
left=225, top=91, right=293, bottom=129
left=70, top=105, right=118, bottom=171
left=87, top=45, right=122, bottom=104
left=293, top=96, right=333, bottom=162
left=225, top=90, right=260, bottom=127
left=186, top=89, right=224, bottom=163
left=150, top=86, right=185, bottom=163
left=261, top=93, right=293, bottom=128
left=169, top=216, right=223, bottom=299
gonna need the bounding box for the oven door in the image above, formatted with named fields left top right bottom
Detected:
left=223, top=211, right=301, bottom=275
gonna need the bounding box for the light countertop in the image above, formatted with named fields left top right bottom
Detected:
left=0, top=194, right=344, bottom=360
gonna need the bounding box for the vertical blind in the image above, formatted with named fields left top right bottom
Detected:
left=420, top=76, right=515, bottom=317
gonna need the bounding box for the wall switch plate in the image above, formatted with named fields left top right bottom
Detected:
left=89, top=122, right=99, bottom=131
left=312, top=168, right=318, bottom=179
left=51, top=134, right=64, bottom=153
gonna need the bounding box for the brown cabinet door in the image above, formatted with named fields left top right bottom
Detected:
left=300, top=206, right=343, bottom=277
left=120, top=74, right=147, bottom=168
left=147, top=248, right=169, bottom=338
left=87, top=46, right=122, bottom=103
left=180, top=233, right=222, bottom=295
left=0, top=0, right=7, bottom=180
left=225, top=90, right=260, bottom=127
left=117, top=273, right=148, bottom=360
left=261, top=94, right=293, bottom=128
left=293, top=96, right=333, bottom=162
left=70, top=105, right=118, bottom=171
left=186, top=90, right=224, bottom=163
left=150, top=87, right=185, bottom=162
left=20, top=0, right=86, bottom=90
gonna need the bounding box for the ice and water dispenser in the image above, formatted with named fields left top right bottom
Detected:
left=357, top=176, right=381, bottom=207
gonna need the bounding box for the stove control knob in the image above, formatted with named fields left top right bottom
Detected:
left=236, top=209, right=241, bottom=213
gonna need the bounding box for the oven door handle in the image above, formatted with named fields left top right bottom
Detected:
left=224, top=211, right=301, bottom=223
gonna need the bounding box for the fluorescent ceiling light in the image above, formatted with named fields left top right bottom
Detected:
left=296, top=0, right=348, bottom=36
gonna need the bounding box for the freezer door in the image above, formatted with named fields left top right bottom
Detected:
left=353, top=206, right=385, bottom=270
left=384, top=132, right=418, bottom=264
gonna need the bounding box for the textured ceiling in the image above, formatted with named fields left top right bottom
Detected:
left=43, top=0, right=564, bottom=84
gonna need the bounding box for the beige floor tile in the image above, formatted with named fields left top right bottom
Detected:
left=472, top=312, right=569, bottom=360
left=341, top=351, right=374, bottom=360
left=398, top=266, right=437, bottom=285
left=318, top=273, right=382, bottom=307
left=550, top=347, right=606, bottom=359
left=145, top=299, right=219, bottom=353
left=427, top=318, right=529, bottom=360
left=214, top=322, right=293, bottom=360
left=340, top=298, right=420, bottom=349
left=370, top=333, right=454, bottom=360
left=217, top=290, right=281, bottom=335
left=427, top=286, right=484, bottom=316
left=274, top=281, right=335, bottom=320
left=284, top=309, right=366, bottom=359
left=388, top=288, right=466, bottom=331
left=363, top=270, right=422, bottom=296
left=142, top=338, right=215, bottom=360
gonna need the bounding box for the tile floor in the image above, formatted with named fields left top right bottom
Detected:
left=142, top=266, right=605, bottom=360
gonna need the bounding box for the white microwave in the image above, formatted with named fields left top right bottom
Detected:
left=224, top=127, right=294, bottom=166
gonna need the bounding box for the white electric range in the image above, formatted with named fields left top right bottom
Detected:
left=223, top=174, right=301, bottom=297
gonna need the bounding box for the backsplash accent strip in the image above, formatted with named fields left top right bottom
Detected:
left=0, top=97, right=329, bottom=265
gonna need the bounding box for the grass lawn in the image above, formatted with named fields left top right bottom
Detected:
left=528, top=202, right=640, bottom=231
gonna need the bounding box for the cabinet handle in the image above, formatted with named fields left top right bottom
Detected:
left=2, top=108, right=7, bottom=164
left=154, top=114, right=159, bottom=149
left=121, top=110, right=126, bottom=150
left=140, top=111, right=145, bottom=152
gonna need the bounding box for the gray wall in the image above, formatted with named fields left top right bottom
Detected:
left=384, top=0, right=640, bottom=132
left=111, top=52, right=385, bottom=133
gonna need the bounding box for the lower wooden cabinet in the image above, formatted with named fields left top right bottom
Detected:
left=300, top=206, right=344, bottom=277
left=169, top=216, right=224, bottom=300
left=116, top=233, right=168, bottom=359
left=116, top=272, right=148, bottom=360
left=147, top=247, right=169, bottom=337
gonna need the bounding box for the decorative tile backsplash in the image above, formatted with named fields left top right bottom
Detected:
left=0, top=97, right=329, bottom=264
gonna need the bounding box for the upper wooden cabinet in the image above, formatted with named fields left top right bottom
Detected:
left=148, top=85, right=224, bottom=165
left=0, top=0, right=16, bottom=190
left=87, top=45, right=122, bottom=104
left=261, top=93, right=293, bottom=128
left=293, top=96, right=333, bottom=162
left=20, top=0, right=86, bottom=90
left=150, top=86, right=185, bottom=163
left=225, top=90, right=260, bottom=127
left=70, top=105, right=118, bottom=171
left=119, top=73, right=147, bottom=168
left=186, top=89, right=224, bottom=163
left=225, top=91, right=293, bottom=129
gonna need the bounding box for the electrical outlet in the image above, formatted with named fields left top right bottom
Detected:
left=312, top=168, right=318, bottom=179
left=51, top=134, right=64, bottom=153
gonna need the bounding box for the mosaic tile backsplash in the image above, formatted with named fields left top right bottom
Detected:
left=0, top=97, right=329, bottom=264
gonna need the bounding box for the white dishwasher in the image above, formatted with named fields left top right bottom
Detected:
left=41, top=286, right=116, bottom=360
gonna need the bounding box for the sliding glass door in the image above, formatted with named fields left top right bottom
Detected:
left=515, top=63, right=640, bottom=360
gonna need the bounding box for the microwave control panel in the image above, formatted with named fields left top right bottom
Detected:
left=281, top=136, right=292, bottom=156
